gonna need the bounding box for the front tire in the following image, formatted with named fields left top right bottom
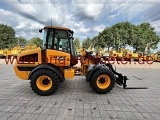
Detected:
left=30, top=69, right=59, bottom=96
left=90, top=69, right=115, bottom=94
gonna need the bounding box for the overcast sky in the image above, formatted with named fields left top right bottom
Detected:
left=0, top=0, right=160, bottom=51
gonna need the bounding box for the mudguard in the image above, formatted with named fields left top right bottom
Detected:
left=86, top=63, right=110, bottom=82
left=28, top=64, right=64, bottom=82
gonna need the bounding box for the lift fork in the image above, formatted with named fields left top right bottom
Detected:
left=105, top=63, right=148, bottom=89
left=116, top=74, right=148, bottom=89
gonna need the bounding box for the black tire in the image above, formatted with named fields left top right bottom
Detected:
left=30, top=69, right=59, bottom=96
left=86, top=70, right=91, bottom=82
left=90, top=69, right=115, bottom=94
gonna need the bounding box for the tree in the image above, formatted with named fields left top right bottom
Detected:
left=15, top=37, right=27, bottom=46
left=73, top=38, right=81, bottom=52
left=92, top=35, right=99, bottom=48
left=94, top=46, right=101, bottom=53
left=132, top=23, right=160, bottom=52
left=0, top=24, right=16, bottom=49
left=92, top=22, right=160, bottom=53
left=82, top=37, right=92, bottom=49
left=92, top=22, right=134, bottom=53
left=27, top=37, right=43, bottom=47
left=111, top=22, right=134, bottom=51
left=96, top=27, right=115, bottom=52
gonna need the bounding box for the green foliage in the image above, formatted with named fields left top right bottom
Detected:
left=0, top=24, right=16, bottom=49
left=27, top=37, right=43, bottom=48
left=132, top=23, right=160, bottom=52
left=0, top=24, right=43, bottom=49
left=73, top=37, right=81, bottom=52
left=82, top=37, right=92, bottom=49
left=94, top=46, right=101, bottom=53
left=111, top=22, right=133, bottom=48
left=16, top=37, right=27, bottom=46
left=91, top=22, right=160, bottom=53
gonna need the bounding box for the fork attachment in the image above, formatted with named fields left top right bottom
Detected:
left=105, top=63, right=148, bottom=89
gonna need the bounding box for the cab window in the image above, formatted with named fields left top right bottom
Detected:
left=59, top=38, right=70, bottom=53
left=45, top=29, right=71, bottom=53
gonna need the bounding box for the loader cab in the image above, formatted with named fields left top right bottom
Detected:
left=39, top=26, right=78, bottom=66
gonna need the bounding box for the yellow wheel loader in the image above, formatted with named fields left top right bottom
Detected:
left=25, top=44, right=37, bottom=52
left=5, top=49, right=11, bottom=58
left=0, top=49, right=7, bottom=58
left=109, top=48, right=125, bottom=61
left=138, top=53, right=153, bottom=61
left=109, top=49, right=117, bottom=61
left=13, top=26, right=146, bottom=96
left=154, top=52, right=160, bottom=62
left=121, top=49, right=132, bottom=61
left=11, top=46, right=21, bottom=57
left=131, top=51, right=139, bottom=61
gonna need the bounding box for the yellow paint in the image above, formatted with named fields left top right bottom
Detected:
left=23, top=44, right=37, bottom=52
left=13, top=64, right=30, bottom=80
left=7, top=50, right=11, bottom=56
left=81, top=48, right=86, bottom=56
left=14, top=48, right=42, bottom=80
left=131, top=52, right=138, bottom=58
left=17, top=47, right=42, bottom=64
left=109, top=50, right=118, bottom=58
left=36, top=75, right=52, bottom=91
left=64, top=68, right=74, bottom=78
left=11, top=46, right=21, bottom=56
left=0, top=49, right=6, bottom=57
left=153, top=53, right=160, bottom=61
left=96, top=75, right=111, bottom=89
left=46, top=49, right=70, bottom=66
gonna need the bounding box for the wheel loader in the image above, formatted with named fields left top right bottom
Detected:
left=0, top=49, right=7, bottom=58
left=11, top=46, right=21, bottom=57
left=153, top=52, right=160, bottom=62
left=13, top=26, right=145, bottom=96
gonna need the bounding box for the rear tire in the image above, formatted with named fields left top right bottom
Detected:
left=30, top=69, right=59, bottom=96
left=90, top=69, right=115, bottom=94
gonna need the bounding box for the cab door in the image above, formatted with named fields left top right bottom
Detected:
left=45, top=29, right=71, bottom=66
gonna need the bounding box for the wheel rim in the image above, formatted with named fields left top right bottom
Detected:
left=96, top=75, right=111, bottom=89
left=36, top=75, right=52, bottom=91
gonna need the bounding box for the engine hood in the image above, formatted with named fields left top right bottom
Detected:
left=16, top=47, right=42, bottom=65
left=18, top=47, right=41, bottom=57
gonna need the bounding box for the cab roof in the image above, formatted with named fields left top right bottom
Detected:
left=44, top=26, right=71, bottom=31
